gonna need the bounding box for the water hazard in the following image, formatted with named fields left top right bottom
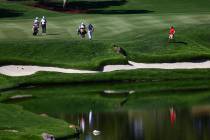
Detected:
left=55, top=106, right=210, bottom=140
left=3, top=82, right=210, bottom=140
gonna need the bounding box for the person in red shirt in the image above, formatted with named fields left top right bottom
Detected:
left=168, top=26, right=175, bottom=41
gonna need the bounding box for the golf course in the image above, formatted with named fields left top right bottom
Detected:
left=0, top=0, right=210, bottom=140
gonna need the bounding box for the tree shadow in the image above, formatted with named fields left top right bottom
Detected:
left=87, top=10, right=154, bottom=14
left=38, top=0, right=127, bottom=10
left=35, top=0, right=154, bottom=14
left=0, top=9, right=24, bottom=18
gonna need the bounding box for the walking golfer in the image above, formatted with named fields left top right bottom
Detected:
left=87, top=24, right=94, bottom=40
left=168, top=26, right=175, bottom=41
left=41, top=16, right=47, bottom=34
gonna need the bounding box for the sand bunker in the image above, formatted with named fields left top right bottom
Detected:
left=103, top=61, right=210, bottom=72
left=0, top=61, right=210, bottom=76
left=0, top=65, right=97, bottom=76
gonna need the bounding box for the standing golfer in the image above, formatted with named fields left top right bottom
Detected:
left=87, top=24, right=94, bottom=40
left=41, top=16, right=47, bottom=34
left=168, top=26, right=175, bottom=41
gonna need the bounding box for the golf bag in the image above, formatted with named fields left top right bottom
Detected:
left=33, top=25, right=39, bottom=36
left=77, top=28, right=87, bottom=38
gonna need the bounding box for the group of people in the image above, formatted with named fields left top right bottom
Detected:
left=32, top=16, right=47, bottom=36
left=77, top=22, right=94, bottom=40
left=33, top=16, right=175, bottom=42
left=32, top=17, right=95, bottom=40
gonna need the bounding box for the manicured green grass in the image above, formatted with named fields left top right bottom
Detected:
left=0, top=39, right=126, bottom=70
left=0, top=103, right=75, bottom=140
left=1, top=1, right=210, bottom=140
left=0, top=1, right=210, bottom=69
left=0, top=69, right=210, bottom=91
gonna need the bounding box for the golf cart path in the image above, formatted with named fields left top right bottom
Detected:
left=1, top=61, right=210, bottom=76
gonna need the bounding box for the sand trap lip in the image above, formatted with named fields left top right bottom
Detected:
left=0, top=61, right=210, bottom=77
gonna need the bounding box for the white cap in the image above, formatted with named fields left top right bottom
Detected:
left=35, top=17, right=38, bottom=20
left=42, top=16, right=45, bottom=19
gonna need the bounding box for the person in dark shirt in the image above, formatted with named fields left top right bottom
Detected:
left=87, top=24, right=94, bottom=40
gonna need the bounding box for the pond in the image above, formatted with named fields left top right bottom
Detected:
left=55, top=107, right=210, bottom=140
left=3, top=82, right=210, bottom=140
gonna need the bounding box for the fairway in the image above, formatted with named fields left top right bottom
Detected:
left=1, top=14, right=210, bottom=40
left=0, top=0, right=210, bottom=69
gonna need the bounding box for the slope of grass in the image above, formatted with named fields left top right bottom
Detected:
left=0, top=69, right=210, bottom=91
left=0, top=103, right=75, bottom=140
left=0, top=39, right=126, bottom=70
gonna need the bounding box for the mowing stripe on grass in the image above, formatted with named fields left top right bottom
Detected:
left=0, top=31, right=6, bottom=39
left=175, top=15, right=202, bottom=24
left=48, top=22, right=61, bottom=29
left=8, top=23, right=32, bottom=37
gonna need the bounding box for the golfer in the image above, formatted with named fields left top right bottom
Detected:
left=33, top=17, right=39, bottom=27
left=169, top=26, right=175, bottom=41
left=87, top=24, right=94, bottom=40
left=41, top=16, right=47, bottom=34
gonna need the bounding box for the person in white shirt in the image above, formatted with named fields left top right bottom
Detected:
left=41, top=16, right=47, bottom=34
left=80, top=22, right=86, bottom=29
left=33, top=17, right=39, bottom=27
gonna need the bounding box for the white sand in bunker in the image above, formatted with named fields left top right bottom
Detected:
left=103, top=61, right=210, bottom=71
left=0, top=65, right=97, bottom=76
left=0, top=61, right=210, bottom=76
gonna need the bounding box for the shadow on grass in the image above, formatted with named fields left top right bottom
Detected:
left=35, top=0, right=153, bottom=14
left=47, top=33, right=60, bottom=36
left=0, top=9, right=24, bottom=18
left=87, top=10, right=153, bottom=14
left=170, top=41, right=188, bottom=45
left=39, top=0, right=127, bottom=10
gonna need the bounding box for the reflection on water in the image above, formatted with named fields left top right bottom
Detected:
left=170, top=107, right=176, bottom=128
left=5, top=82, right=210, bottom=140
left=57, top=107, right=210, bottom=140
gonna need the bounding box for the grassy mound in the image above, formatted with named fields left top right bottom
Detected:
left=0, top=69, right=210, bottom=91
left=0, top=103, right=75, bottom=140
